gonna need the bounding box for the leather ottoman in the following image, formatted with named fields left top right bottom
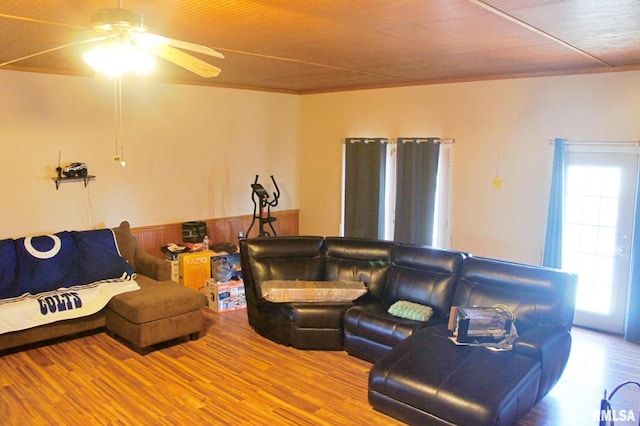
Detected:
left=368, top=327, right=541, bottom=426
left=105, top=277, right=204, bottom=354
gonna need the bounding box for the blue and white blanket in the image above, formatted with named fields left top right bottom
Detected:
left=0, top=229, right=139, bottom=334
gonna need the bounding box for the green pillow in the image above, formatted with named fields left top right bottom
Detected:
left=388, top=301, right=433, bottom=322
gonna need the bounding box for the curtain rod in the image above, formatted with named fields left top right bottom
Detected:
left=549, top=138, right=640, bottom=146
left=345, top=138, right=455, bottom=144
left=397, top=138, right=456, bottom=145
left=344, top=138, right=392, bottom=144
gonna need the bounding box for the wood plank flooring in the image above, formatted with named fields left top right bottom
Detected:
left=0, top=309, right=638, bottom=425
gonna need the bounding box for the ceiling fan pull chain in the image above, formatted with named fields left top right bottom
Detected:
left=113, top=76, right=125, bottom=166
left=118, top=77, right=123, bottom=144
left=113, top=78, right=118, bottom=158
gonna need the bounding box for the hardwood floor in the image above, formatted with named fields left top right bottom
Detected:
left=1, top=309, right=638, bottom=425
left=520, top=325, right=640, bottom=426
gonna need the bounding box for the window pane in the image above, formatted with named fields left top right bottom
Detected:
left=563, top=163, right=623, bottom=316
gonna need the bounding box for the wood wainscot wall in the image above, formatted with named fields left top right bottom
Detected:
left=131, top=209, right=299, bottom=259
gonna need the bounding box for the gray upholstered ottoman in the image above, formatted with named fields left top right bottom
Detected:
left=105, top=277, right=204, bottom=354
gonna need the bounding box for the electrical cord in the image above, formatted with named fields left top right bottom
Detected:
left=599, top=381, right=640, bottom=425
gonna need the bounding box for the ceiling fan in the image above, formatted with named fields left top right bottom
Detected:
left=0, top=3, right=224, bottom=78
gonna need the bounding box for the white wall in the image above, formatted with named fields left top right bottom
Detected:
left=4, top=68, right=640, bottom=265
left=299, top=71, right=640, bottom=264
left=0, top=70, right=299, bottom=239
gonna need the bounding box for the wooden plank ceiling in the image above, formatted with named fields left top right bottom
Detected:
left=1, top=0, right=639, bottom=94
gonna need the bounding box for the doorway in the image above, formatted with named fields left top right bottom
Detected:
left=563, top=148, right=639, bottom=333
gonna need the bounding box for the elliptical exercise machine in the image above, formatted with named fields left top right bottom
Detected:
left=246, top=175, right=280, bottom=237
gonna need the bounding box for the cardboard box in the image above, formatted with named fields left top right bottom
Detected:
left=166, top=259, right=179, bottom=283
left=202, top=279, right=246, bottom=313
left=178, top=251, right=213, bottom=290
left=210, top=252, right=242, bottom=282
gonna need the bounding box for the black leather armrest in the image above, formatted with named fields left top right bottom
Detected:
left=513, top=327, right=571, bottom=361
left=513, top=326, right=572, bottom=401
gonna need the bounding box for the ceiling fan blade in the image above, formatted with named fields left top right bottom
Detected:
left=141, top=43, right=221, bottom=78
left=0, top=36, right=109, bottom=68
left=134, top=33, right=224, bottom=59
left=0, top=13, right=88, bottom=31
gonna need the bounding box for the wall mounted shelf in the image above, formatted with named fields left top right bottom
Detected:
left=53, top=175, right=96, bottom=190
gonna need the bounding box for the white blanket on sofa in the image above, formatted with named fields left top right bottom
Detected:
left=0, top=278, right=139, bottom=334
left=0, top=228, right=140, bottom=334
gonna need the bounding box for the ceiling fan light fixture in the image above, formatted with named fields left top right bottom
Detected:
left=2, top=6, right=222, bottom=79
left=83, top=39, right=155, bottom=77
left=91, top=8, right=147, bottom=33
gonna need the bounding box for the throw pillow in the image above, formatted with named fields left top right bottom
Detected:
left=388, top=300, right=433, bottom=322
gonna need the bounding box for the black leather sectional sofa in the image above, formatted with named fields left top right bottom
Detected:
left=239, top=236, right=578, bottom=426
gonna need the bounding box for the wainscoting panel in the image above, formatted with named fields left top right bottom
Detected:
left=131, top=209, right=299, bottom=258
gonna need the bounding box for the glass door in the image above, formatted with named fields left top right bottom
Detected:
left=563, top=150, right=638, bottom=333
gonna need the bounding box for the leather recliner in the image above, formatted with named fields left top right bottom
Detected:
left=343, top=243, right=466, bottom=362
left=239, top=236, right=395, bottom=350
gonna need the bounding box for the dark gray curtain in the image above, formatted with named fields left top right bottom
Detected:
left=344, top=138, right=387, bottom=239
left=393, top=137, right=440, bottom=245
